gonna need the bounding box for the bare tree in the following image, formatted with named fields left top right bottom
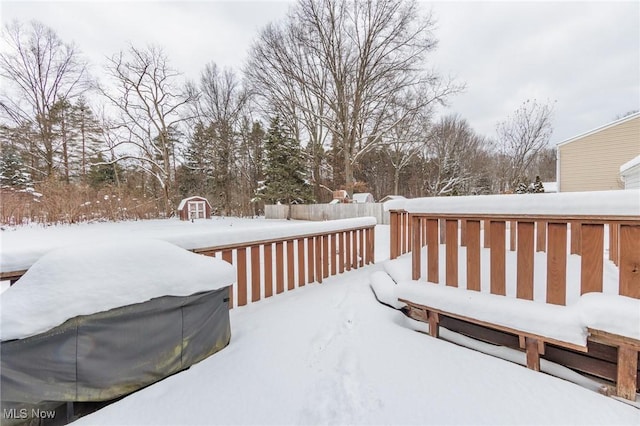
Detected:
left=495, top=99, right=554, bottom=191
left=423, top=114, right=485, bottom=196
left=247, top=0, right=459, bottom=193
left=245, top=18, right=332, bottom=199
left=101, top=45, right=195, bottom=216
left=191, top=63, right=251, bottom=215
left=0, top=20, right=88, bottom=179
left=383, top=90, right=432, bottom=194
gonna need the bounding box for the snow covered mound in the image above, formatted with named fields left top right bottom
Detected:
left=370, top=271, right=406, bottom=309
left=1, top=239, right=236, bottom=341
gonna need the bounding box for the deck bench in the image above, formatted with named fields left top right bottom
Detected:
left=398, top=297, right=588, bottom=373
left=399, top=290, right=639, bottom=401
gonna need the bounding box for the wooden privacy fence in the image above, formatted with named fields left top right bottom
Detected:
left=389, top=210, right=640, bottom=305
left=193, top=225, right=375, bottom=308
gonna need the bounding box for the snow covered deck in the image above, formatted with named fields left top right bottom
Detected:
left=1, top=199, right=639, bottom=422
left=384, top=190, right=640, bottom=401
left=74, top=265, right=639, bottom=425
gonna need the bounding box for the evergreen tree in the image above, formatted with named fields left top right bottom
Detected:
left=258, top=116, right=313, bottom=212
left=178, top=122, right=215, bottom=198
left=238, top=119, right=266, bottom=215
left=532, top=175, right=545, bottom=193
left=87, top=153, right=122, bottom=189
left=516, top=181, right=529, bottom=194
left=71, top=96, right=104, bottom=181
left=0, top=146, right=33, bottom=190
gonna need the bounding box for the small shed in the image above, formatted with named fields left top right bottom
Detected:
left=352, top=192, right=374, bottom=203
left=178, top=196, right=212, bottom=220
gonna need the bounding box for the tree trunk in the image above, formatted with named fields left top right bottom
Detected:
left=394, top=168, right=400, bottom=195
left=344, top=147, right=353, bottom=195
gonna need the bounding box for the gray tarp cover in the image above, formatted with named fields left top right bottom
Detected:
left=1, top=287, right=230, bottom=425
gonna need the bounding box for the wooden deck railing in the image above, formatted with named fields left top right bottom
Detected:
left=2, top=219, right=376, bottom=309
left=390, top=210, right=640, bottom=305
left=193, top=225, right=375, bottom=308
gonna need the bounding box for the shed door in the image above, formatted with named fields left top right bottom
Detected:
left=188, top=201, right=206, bottom=219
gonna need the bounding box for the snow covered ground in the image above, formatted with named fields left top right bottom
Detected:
left=76, top=264, right=638, bottom=425
left=2, top=217, right=639, bottom=424
left=0, top=216, right=288, bottom=273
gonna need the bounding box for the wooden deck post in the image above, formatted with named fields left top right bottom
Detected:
left=445, top=219, right=458, bottom=287
left=428, top=310, right=440, bottom=338
left=366, top=227, right=375, bottom=265
left=222, top=250, right=233, bottom=308
left=345, top=231, right=352, bottom=271
left=331, top=233, right=337, bottom=274
left=287, top=240, right=295, bottom=290
left=339, top=232, right=345, bottom=273
left=322, top=234, right=329, bottom=279
left=619, top=225, right=640, bottom=299
left=237, top=248, right=248, bottom=306
left=297, top=239, right=306, bottom=287
left=264, top=244, right=273, bottom=297
left=617, top=346, right=639, bottom=400
left=276, top=242, right=284, bottom=293
left=251, top=245, right=261, bottom=302
left=466, top=220, right=481, bottom=292
left=516, top=222, right=535, bottom=301
left=359, top=228, right=365, bottom=267
left=546, top=222, right=567, bottom=305
left=390, top=211, right=399, bottom=259
left=580, top=224, right=604, bottom=295
left=351, top=230, right=358, bottom=270
left=315, top=236, right=323, bottom=283
left=525, top=337, right=542, bottom=371
left=427, top=219, right=439, bottom=283
left=490, top=221, right=506, bottom=296
left=412, top=216, right=421, bottom=280
left=307, top=237, right=315, bottom=283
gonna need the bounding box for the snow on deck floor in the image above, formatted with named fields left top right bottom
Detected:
left=77, top=265, right=639, bottom=426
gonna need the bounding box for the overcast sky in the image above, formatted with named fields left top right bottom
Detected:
left=2, top=0, right=639, bottom=145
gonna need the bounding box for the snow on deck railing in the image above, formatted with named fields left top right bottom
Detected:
left=2, top=218, right=377, bottom=309
left=189, top=217, right=376, bottom=308
left=388, top=190, right=640, bottom=305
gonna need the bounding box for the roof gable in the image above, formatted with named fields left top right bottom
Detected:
left=178, top=196, right=212, bottom=211
left=556, top=112, right=640, bottom=147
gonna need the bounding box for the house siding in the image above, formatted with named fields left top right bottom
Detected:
left=622, top=164, right=640, bottom=189
left=558, top=116, right=640, bottom=192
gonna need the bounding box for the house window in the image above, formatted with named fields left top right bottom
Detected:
left=188, top=201, right=206, bottom=219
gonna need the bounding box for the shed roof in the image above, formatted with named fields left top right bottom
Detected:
left=178, top=196, right=212, bottom=211
left=352, top=193, right=374, bottom=203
